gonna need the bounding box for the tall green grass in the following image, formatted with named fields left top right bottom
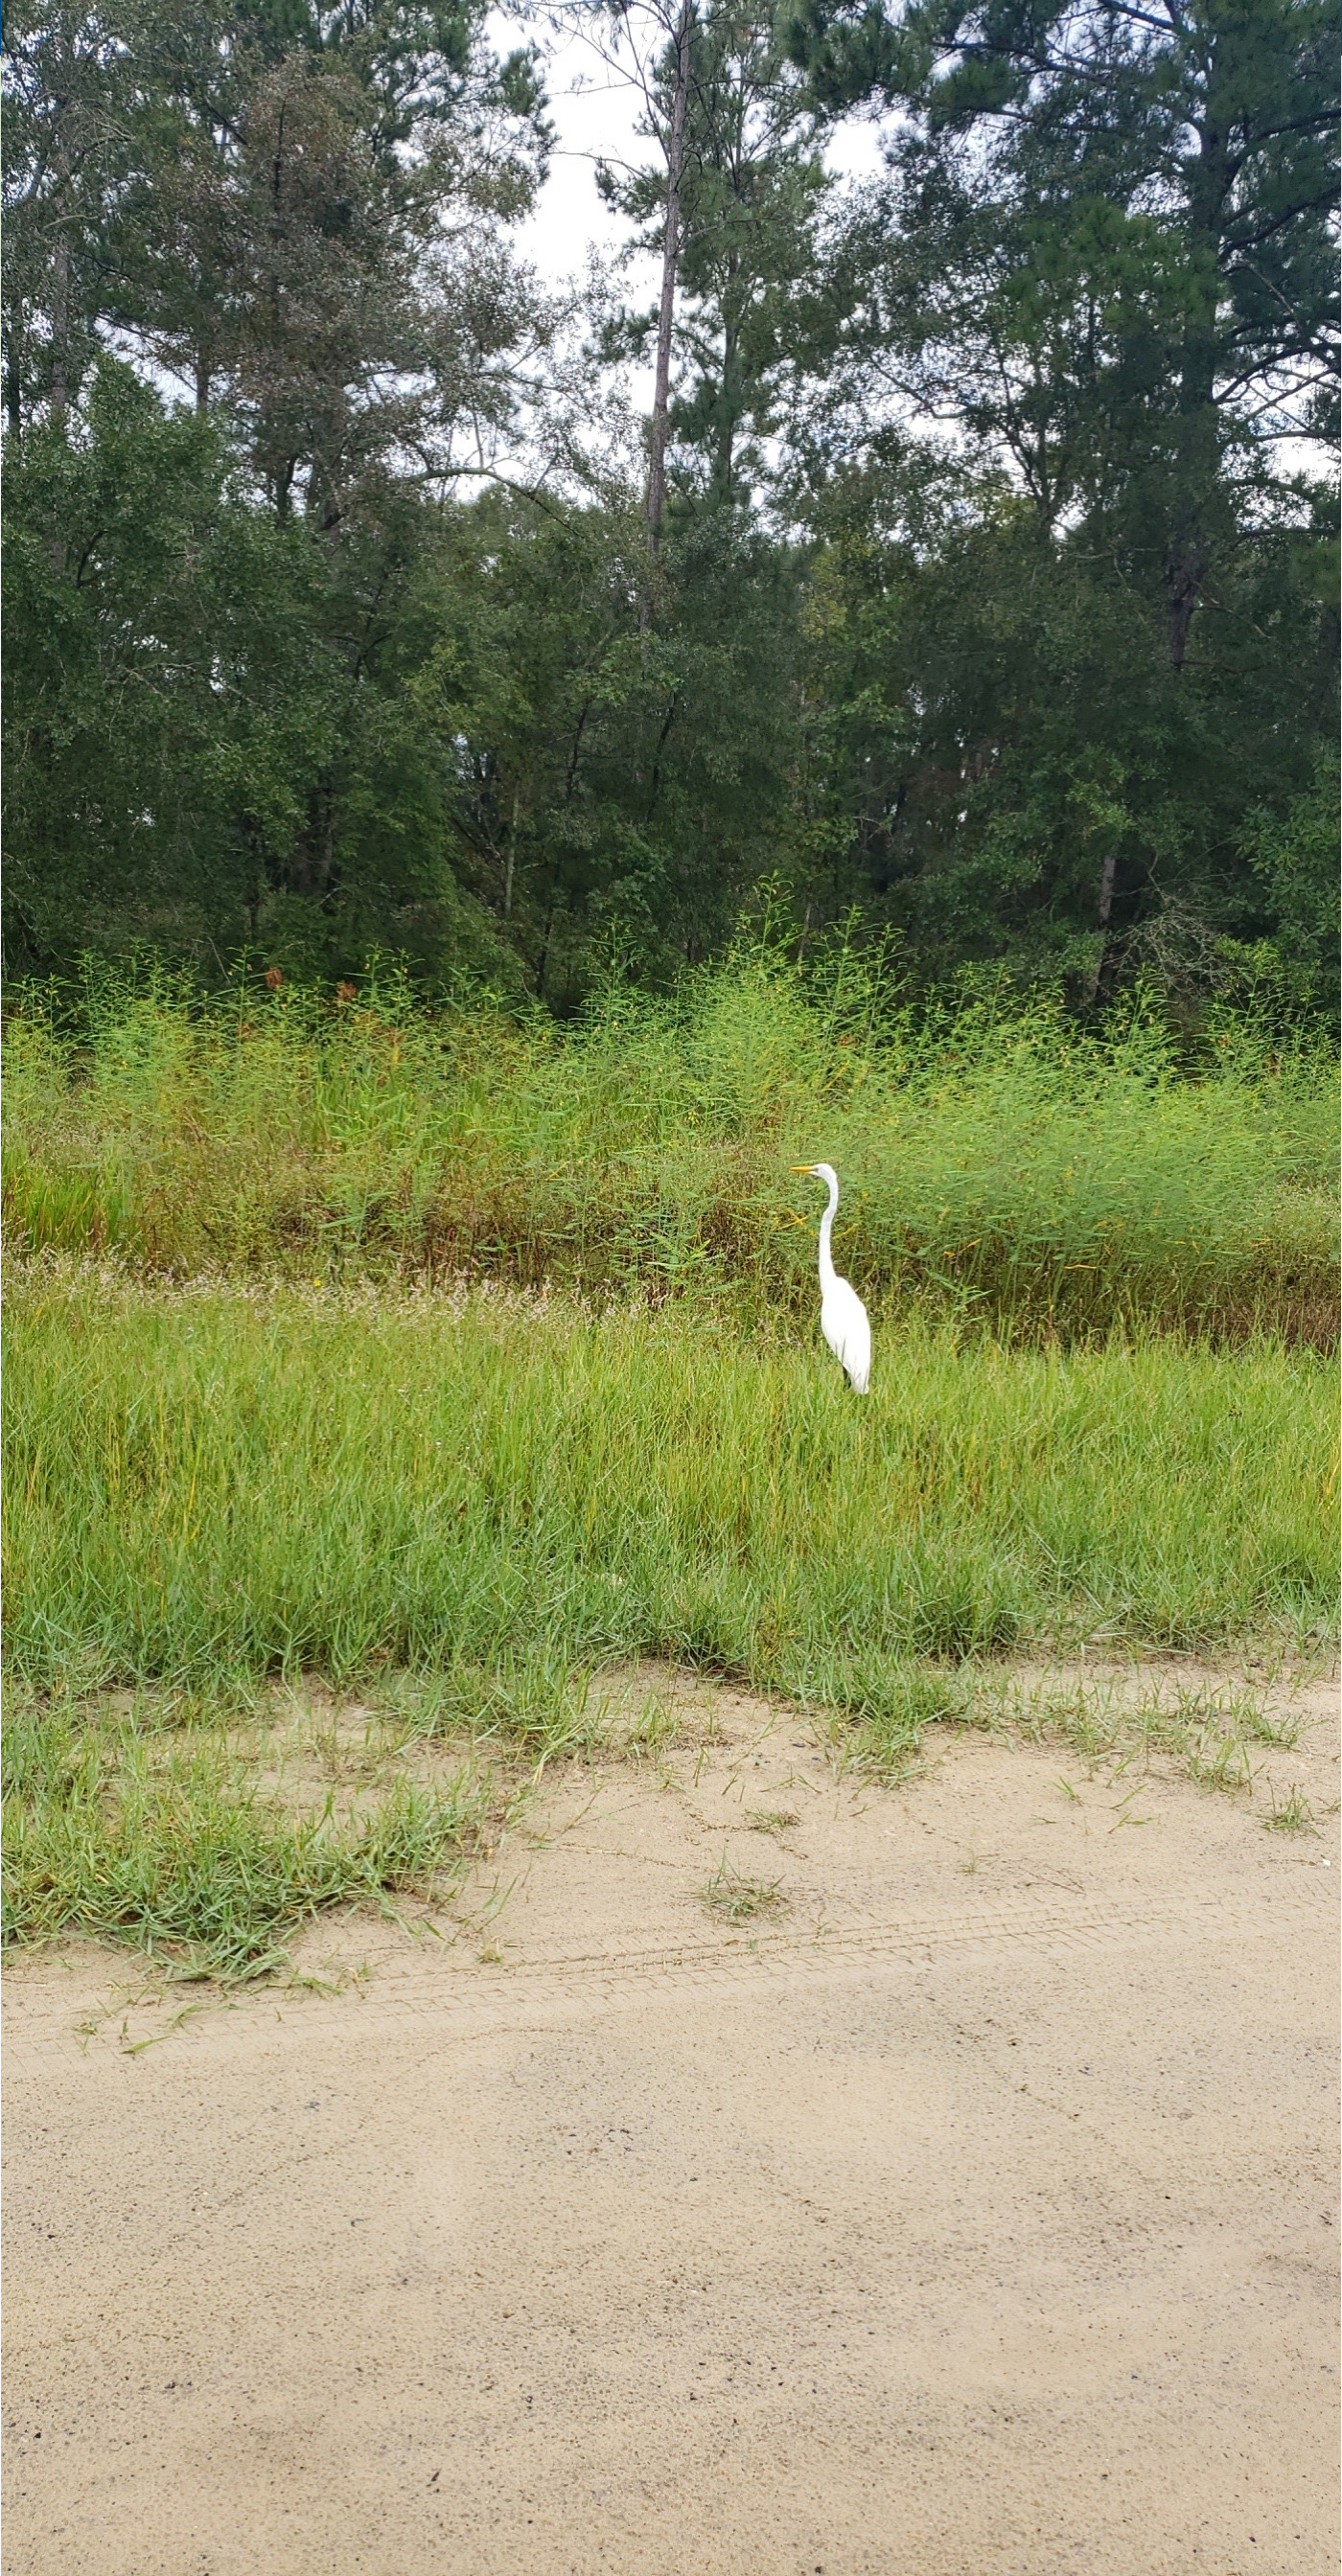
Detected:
left=7, top=1265, right=1335, bottom=1971
left=8, top=1270, right=1334, bottom=1696
left=5, top=954, right=1336, bottom=1342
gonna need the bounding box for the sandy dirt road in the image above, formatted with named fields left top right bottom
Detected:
left=4, top=1665, right=1338, bottom=2576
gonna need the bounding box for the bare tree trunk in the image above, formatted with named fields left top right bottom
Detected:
left=646, top=0, right=692, bottom=552
left=50, top=130, right=72, bottom=430
left=1165, top=527, right=1208, bottom=672
left=1163, top=63, right=1230, bottom=672
left=536, top=899, right=556, bottom=998
left=5, top=339, right=23, bottom=441
left=503, top=791, right=519, bottom=918
left=1085, top=849, right=1119, bottom=1004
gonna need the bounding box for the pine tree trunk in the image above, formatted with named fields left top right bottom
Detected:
left=1165, top=52, right=1232, bottom=673
left=503, top=792, right=519, bottom=917
left=646, top=0, right=692, bottom=552
left=50, top=130, right=72, bottom=430
left=1085, top=849, right=1119, bottom=1004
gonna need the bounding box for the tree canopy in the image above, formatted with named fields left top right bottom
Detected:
left=3, top=0, right=1336, bottom=1018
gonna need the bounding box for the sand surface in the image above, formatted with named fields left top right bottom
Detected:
left=4, top=1663, right=1339, bottom=2576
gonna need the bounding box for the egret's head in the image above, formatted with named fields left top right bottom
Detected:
left=793, top=1161, right=838, bottom=1187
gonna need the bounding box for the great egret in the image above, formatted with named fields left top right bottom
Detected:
left=793, top=1162, right=871, bottom=1392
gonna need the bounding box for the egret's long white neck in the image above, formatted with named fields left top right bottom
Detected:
left=817, top=1170, right=839, bottom=1291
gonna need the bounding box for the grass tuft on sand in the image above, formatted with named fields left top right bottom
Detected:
left=2, top=1687, right=501, bottom=1979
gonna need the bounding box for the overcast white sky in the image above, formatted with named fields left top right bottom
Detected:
left=497, top=36, right=1328, bottom=486
left=493, top=11, right=886, bottom=329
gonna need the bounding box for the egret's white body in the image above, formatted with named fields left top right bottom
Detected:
left=797, top=1162, right=871, bottom=1392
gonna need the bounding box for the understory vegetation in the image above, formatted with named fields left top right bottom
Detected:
left=6, top=957, right=1336, bottom=1343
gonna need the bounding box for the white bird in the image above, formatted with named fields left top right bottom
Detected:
left=793, top=1162, right=871, bottom=1393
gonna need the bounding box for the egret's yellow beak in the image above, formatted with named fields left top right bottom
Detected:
left=791, top=1162, right=814, bottom=1174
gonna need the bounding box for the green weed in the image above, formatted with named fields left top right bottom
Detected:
left=1261, top=1787, right=1318, bottom=1834
left=700, top=1858, right=788, bottom=1921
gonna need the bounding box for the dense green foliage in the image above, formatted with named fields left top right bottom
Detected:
left=6, top=957, right=1336, bottom=1339
left=3, top=0, right=1336, bottom=1013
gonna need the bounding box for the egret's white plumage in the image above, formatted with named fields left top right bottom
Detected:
left=794, top=1162, right=871, bottom=1392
